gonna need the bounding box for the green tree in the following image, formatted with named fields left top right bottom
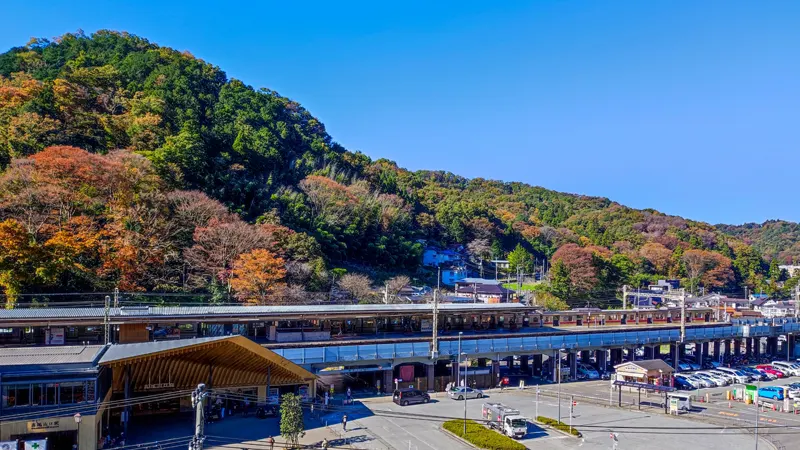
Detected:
left=279, top=393, right=304, bottom=448
left=549, top=259, right=572, bottom=300
left=507, top=244, right=533, bottom=273
left=536, top=291, right=569, bottom=311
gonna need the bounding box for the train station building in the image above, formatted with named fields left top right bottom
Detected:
left=0, top=336, right=315, bottom=450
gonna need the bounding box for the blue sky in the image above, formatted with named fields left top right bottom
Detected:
left=2, top=1, right=799, bottom=225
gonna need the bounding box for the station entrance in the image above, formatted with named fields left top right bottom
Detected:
left=97, top=335, right=316, bottom=446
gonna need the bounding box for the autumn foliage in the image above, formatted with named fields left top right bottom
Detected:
left=230, top=249, right=287, bottom=305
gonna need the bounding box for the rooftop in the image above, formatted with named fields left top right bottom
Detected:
left=0, top=344, right=105, bottom=367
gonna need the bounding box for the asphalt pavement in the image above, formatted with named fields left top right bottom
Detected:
left=355, top=389, right=763, bottom=450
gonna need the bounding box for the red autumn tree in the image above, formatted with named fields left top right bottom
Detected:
left=640, top=242, right=672, bottom=274
left=551, top=243, right=598, bottom=293
left=230, top=249, right=286, bottom=305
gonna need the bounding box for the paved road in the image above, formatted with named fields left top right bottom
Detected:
left=355, top=390, right=762, bottom=450
left=529, top=376, right=800, bottom=449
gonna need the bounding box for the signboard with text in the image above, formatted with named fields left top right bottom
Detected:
left=45, top=328, right=64, bottom=345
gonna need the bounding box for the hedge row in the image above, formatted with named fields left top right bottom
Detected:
left=536, top=416, right=582, bottom=437
left=442, top=419, right=527, bottom=450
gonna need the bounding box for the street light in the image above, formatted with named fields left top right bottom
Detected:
left=457, top=331, right=465, bottom=436
left=557, top=348, right=565, bottom=423
left=73, top=413, right=82, bottom=450
left=461, top=351, right=468, bottom=437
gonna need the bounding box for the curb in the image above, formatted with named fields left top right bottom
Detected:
left=531, top=419, right=582, bottom=439
left=439, top=425, right=479, bottom=449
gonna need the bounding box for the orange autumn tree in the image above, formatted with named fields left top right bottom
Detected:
left=229, top=249, right=287, bottom=305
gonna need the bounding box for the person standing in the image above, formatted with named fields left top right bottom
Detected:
left=267, top=436, right=274, bottom=450
left=342, top=413, right=348, bottom=432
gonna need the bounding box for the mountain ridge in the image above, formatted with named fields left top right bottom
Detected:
left=0, top=30, right=796, bottom=304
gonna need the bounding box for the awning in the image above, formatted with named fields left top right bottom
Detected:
left=100, top=335, right=315, bottom=391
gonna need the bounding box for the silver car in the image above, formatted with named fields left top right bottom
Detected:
left=448, top=386, right=484, bottom=400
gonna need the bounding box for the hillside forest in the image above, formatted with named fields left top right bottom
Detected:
left=0, top=31, right=798, bottom=308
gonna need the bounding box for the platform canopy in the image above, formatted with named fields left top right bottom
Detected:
left=99, top=335, right=314, bottom=391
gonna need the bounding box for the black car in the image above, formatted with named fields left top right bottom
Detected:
left=393, top=389, right=430, bottom=406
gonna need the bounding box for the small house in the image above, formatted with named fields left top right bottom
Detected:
left=613, top=359, right=674, bottom=385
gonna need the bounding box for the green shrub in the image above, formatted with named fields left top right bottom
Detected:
left=442, top=419, right=526, bottom=450
left=536, top=416, right=582, bottom=437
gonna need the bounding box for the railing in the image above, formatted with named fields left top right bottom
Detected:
left=273, top=341, right=430, bottom=364
left=273, top=320, right=800, bottom=364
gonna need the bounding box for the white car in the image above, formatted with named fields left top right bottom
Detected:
left=699, top=372, right=728, bottom=386
left=772, top=361, right=800, bottom=377
left=694, top=372, right=723, bottom=387
left=709, top=370, right=735, bottom=384
left=686, top=375, right=713, bottom=388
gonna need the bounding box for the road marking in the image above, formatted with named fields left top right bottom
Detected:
left=718, top=411, right=739, bottom=417
left=759, top=417, right=779, bottom=424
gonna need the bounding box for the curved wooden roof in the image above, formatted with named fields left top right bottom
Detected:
left=101, top=336, right=314, bottom=391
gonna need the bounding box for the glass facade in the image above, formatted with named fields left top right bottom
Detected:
left=2, top=380, right=95, bottom=408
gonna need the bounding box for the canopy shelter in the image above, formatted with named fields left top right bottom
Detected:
left=99, top=335, right=315, bottom=391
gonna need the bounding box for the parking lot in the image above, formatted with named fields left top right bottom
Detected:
left=349, top=389, right=763, bottom=450
left=525, top=369, right=800, bottom=450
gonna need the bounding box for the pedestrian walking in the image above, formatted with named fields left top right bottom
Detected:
left=243, top=398, right=250, bottom=417
left=342, top=413, right=348, bottom=432
left=321, top=438, right=328, bottom=449
left=267, top=436, right=274, bottom=450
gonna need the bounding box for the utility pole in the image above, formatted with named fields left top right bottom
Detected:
left=190, top=383, right=208, bottom=450
left=103, top=295, right=110, bottom=345
left=680, top=289, right=686, bottom=343
left=384, top=283, right=389, bottom=304
left=473, top=283, right=477, bottom=304
left=431, top=286, right=439, bottom=360
left=794, top=284, right=799, bottom=319
left=622, top=285, right=628, bottom=310
left=479, top=257, right=484, bottom=278
left=113, top=287, right=119, bottom=308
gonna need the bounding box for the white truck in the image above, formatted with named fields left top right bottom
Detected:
left=481, top=402, right=528, bottom=439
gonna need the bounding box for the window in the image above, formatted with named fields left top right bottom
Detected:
left=59, top=382, right=84, bottom=404
left=2, top=384, right=31, bottom=407
left=45, top=384, right=57, bottom=405
left=0, top=328, right=13, bottom=334
left=32, top=384, right=43, bottom=406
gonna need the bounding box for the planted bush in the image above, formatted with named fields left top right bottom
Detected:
left=536, top=416, right=582, bottom=437
left=442, top=419, right=526, bottom=450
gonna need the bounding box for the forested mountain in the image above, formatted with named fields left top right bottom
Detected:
left=0, top=30, right=797, bottom=306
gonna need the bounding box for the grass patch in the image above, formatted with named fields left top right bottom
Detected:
left=442, top=419, right=526, bottom=450
left=536, top=416, right=582, bottom=437
left=502, top=283, right=540, bottom=291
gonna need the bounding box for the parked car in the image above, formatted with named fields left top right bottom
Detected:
left=771, top=361, right=800, bottom=377
left=739, top=367, right=770, bottom=382
left=698, top=371, right=728, bottom=386
left=716, top=367, right=751, bottom=384
left=756, top=365, right=786, bottom=378
left=674, top=375, right=699, bottom=389
left=687, top=374, right=713, bottom=388
left=577, top=364, right=600, bottom=380
left=668, top=393, right=693, bottom=411
left=693, top=372, right=722, bottom=387
left=680, top=359, right=702, bottom=371
left=673, top=377, right=695, bottom=390
left=758, top=386, right=785, bottom=401
left=448, top=386, right=484, bottom=400
left=709, top=370, right=735, bottom=384
left=393, top=389, right=430, bottom=406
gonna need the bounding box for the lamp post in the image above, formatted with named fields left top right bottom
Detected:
left=73, top=413, right=82, bottom=450
left=557, top=348, right=564, bottom=423
left=462, top=351, right=468, bottom=436
left=458, top=332, right=465, bottom=435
